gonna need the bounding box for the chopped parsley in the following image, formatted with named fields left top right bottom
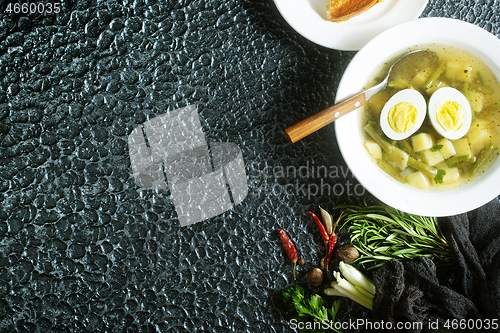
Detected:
left=272, top=284, right=342, bottom=333
left=434, top=169, right=446, bottom=184
left=430, top=144, right=443, bottom=152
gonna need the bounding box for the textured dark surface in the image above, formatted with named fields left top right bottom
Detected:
left=0, top=0, right=499, bottom=332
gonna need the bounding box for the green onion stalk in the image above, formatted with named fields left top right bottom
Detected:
left=324, top=261, right=376, bottom=310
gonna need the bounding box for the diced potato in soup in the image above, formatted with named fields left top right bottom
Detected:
left=468, top=120, right=493, bottom=156
left=412, top=133, right=433, bottom=152
left=445, top=60, right=472, bottom=83
left=406, top=171, right=429, bottom=189
left=468, top=90, right=484, bottom=112
left=453, top=138, right=472, bottom=157
left=365, top=140, right=382, bottom=159
left=422, top=150, right=444, bottom=166
left=412, top=68, right=432, bottom=87
left=437, top=138, right=456, bottom=159
left=441, top=167, right=460, bottom=184
left=385, top=148, right=409, bottom=171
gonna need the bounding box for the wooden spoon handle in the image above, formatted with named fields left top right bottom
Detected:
left=283, top=92, right=367, bottom=143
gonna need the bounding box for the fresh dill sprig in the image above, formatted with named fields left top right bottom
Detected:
left=336, top=202, right=452, bottom=270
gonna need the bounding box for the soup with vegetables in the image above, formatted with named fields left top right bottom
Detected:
left=362, top=44, right=500, bottom=189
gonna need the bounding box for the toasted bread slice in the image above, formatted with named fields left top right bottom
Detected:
left=327, top=0, right=379, bottom=22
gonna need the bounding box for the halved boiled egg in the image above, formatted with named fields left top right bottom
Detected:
left=380, top=89, right=427, bottom=140
left=428, top=87, right=472, bottom=140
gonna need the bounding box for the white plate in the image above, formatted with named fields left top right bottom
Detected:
left=274, top=0, right=429, bottom=51
left=335, top=17, right=500, bottom=217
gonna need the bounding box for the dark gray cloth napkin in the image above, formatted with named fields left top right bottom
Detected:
left=371, top=199, right=500, bottom=332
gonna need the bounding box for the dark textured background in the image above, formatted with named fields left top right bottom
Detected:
left=0, top=0, right=499, bottom=332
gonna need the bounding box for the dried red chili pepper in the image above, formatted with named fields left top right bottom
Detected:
left=323, top=212, right=343, bottom=267
left=306, top=210, right=329, bottom=247
left=323, top=234, right=337, bottom=267
left=278, top=228, right=298, bottom=280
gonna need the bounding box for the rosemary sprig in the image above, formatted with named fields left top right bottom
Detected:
left=336, top=202, right=452, bottom=270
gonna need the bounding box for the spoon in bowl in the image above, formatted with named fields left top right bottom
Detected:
left=283, top=50, right=424, bottom=143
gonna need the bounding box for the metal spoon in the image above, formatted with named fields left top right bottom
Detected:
left=283, top=50, right=423, bottom=143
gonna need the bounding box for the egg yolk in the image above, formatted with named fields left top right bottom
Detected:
left=436, top=101, right=464, bottom=132
left=387, top=102, right=418, bottom=133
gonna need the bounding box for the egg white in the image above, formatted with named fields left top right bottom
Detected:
left=428, top=87, right=472, bottom=140
left=379, top=89, right=427, bottom=140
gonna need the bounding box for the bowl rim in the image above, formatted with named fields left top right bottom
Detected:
left=334, top=17, right=500, bottom=217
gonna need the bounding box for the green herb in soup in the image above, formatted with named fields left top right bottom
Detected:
left=362, top=44, right=500, bottom=189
